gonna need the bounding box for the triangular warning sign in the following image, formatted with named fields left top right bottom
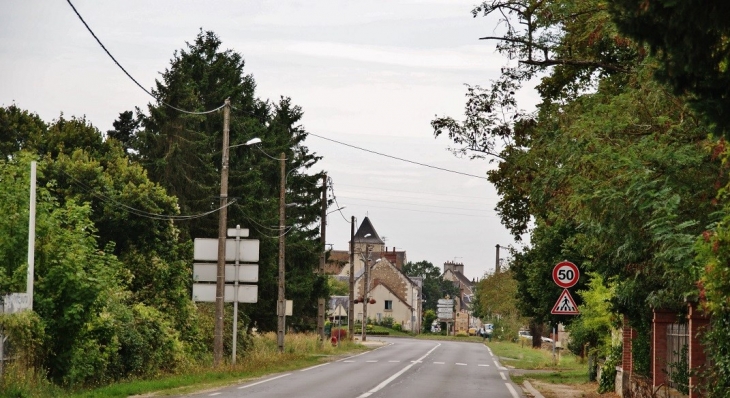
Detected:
left=551, top=289, right=579, bottom=315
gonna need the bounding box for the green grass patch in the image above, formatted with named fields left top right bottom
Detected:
left=487, top=341, right=584, bottom=371
left=28, top=332, right=368, bottom=398
left=511, top=369, right=590, bottom=386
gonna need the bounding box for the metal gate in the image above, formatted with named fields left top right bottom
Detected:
left=666, top=323, right=688, bottom=391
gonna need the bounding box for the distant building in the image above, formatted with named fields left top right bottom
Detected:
left=325, top=217, right=420, bottom=332
left=443, top=261, right=477, bottom=333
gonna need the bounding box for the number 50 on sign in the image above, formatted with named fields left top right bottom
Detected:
left=552, top=261, right=579, bottom=289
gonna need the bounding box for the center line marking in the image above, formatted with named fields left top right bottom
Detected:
left=366, top=360, right=378, bottom=363
left=357, top=343, right=440, bottom=398
left=434, top=362, right=445, bottom=365
left=478, top=364, right=490, bottom=367
left=456, top=363, right=467, bottom=366
left=388, top=360, right=400, bottom=363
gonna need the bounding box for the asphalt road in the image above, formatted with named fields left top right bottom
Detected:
left=179, top=337, right=524, bottom=398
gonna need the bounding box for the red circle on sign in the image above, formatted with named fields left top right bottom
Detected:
left=552, top=261, right=579, bottom=289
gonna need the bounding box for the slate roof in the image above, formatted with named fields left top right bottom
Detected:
left=353, top=217, right=385, bottom=245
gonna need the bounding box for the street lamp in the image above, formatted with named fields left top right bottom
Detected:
left=214, top=97, right=261, bottom=366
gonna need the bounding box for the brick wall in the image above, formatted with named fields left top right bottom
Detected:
left=652, top=309, right=676, bottom=387
left=688, top=302, right=709, bottom=398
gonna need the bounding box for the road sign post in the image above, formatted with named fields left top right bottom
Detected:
left=551, top=261, right=580, bottom=315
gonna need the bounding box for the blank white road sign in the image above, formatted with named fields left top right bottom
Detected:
left=193, top=264, right=259, bottom=283
left=194, top=238, right=260, bottom=262
left=192, top=284, right=258, bottom=303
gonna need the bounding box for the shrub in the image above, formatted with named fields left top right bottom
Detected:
left=392, top=323, right=402, bottom=332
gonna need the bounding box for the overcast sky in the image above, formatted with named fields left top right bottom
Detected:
left=1, top=0, right=537, bottom=281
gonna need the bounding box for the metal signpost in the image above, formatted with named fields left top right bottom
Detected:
left=551, top=260, right=580, bottom=315
left=437, top=298, right=454, bottom=335
left=193, top=227, right=260, bottom=365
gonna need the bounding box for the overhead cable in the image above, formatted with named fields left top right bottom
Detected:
left=61, top=169, right=234, bottom=221
left=65, top=0, right=225, bottom=115
left=307, top=132, right=489, bottom=180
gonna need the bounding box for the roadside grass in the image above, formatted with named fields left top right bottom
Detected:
left=487, top=340, right=583, bottom=370
left=59, top=332, right=367, bottom=398
left=354, top=324, right=412, bottom=337
left=487, top=340, right=592, bottom=386
left=510, top=369, right=590, bottom=386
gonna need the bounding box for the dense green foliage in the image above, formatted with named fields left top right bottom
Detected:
left=0, top=30, right=328, bottom=392
left=435, top=1, right=730, bottom=393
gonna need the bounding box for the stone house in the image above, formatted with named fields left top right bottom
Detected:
left=353, top=256, right=422, bottom=333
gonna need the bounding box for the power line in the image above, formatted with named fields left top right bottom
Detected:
left=60, top=169, right=234, bottom=221
left=307, top=132, right=489, bottom=180
left=334, top=182, right=494, bottom=201
left=340, top=201, right=497, bottom=218
left=328, top=181, right=352, bottom=224
left=335, top=195, right=494, bottom=213
left=65, top=0, right=225, bottom=116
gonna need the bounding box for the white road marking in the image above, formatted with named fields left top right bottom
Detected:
left=478, top=364, right=490, bottom=367
left=506, top=383, right=519, bottom=398
left=388, top=360, right=400, bottom=363
left=500, top=372, right=507, bottom=380
left=455, top=363, right=467, bottom=366
left=209, top=394, right=221, bottom=397
left=338, top=349, right=373, bottom=362
left=366, top=360, right=378, bottom=363
left=343, top=360, right=355, bottom=363
left=238, top=373, right=291, bottom=389
left=301, top=363, right=330, bottom=372
left=434, top=362, right=445, bottom=365
left=357, top=344, right=440, bottom=398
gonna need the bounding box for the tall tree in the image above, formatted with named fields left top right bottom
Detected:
left=134, top=31, right=327, bottom=331
left=609, top=1, right=730, bottom=136
left=403, top=260, right=458, bottom=312
left=435, top=0, right=720, bottom=358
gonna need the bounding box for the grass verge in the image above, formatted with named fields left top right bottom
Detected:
left=52, top=332, right=368, bottom=398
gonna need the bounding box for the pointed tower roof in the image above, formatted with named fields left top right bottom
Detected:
left=353, top=216, right=385, bottom=244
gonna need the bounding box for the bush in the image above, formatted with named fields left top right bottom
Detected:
left=392, top=323, right=402, bottom=332
left=598, top=343, right=622, bottom=393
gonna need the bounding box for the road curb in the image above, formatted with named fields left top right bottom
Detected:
left=523, top=380, right=545, bottom=398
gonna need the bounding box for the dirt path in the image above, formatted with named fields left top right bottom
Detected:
left=527, top=380, right=620, bottom=398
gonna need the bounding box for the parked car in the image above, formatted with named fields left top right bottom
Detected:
left=518, top=330, right=531, bottom=340
left=468, top=327, right=477, bottom=336
left=430, top=321, right=441, bottom=333
left=484, top=323, right=494, bottom=336
left=541, top=336, right=554, bottom=343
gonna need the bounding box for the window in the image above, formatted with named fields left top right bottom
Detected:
left=385, top=300, right=393, bottom=311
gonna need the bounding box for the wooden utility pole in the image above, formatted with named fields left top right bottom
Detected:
left=362, top=244, right=370, bottom=342
left=277, top=152, right=286, bottom=353
left=348, top=216, right=355, bottom=339
left=317, top=174, right=327, bottom=343
left=214, top=98, right=231, bottom=367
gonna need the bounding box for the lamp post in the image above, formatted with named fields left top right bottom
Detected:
left=214, top=97, right=260, bottom=366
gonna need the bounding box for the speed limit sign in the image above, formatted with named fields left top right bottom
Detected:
left=552, top=261, right=579, bottom=289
